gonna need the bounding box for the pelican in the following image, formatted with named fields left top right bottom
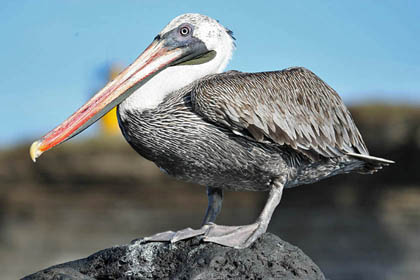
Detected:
left=30, top=13, right=393, bottom=249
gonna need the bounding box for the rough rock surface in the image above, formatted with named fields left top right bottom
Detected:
left=23, top=233, right=325, bottom=280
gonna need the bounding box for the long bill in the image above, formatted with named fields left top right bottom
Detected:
left=30, top=39, right=186, bottom=162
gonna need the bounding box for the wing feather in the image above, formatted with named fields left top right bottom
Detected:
left=191, top=67, right=368, bottom=159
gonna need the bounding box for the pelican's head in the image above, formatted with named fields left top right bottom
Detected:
left=158, top=13, right=235, bottom=72
left=30, top=13, right=235, bottom=162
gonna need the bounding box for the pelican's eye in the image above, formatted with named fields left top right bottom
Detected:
left=179, top=25, right=191, bottom=37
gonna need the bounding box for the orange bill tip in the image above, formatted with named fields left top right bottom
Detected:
left=29, top=140, right=43, bottom=162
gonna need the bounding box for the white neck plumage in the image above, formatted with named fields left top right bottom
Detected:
left=118, top=41, right=234, bottom=119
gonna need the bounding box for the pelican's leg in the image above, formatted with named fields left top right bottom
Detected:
left=142, top=186, right=223, bottom=243
left=202, top=186, right=224, bottom=225
left=143, top=180, right=284, bottom=249
left=203, top=179, right=284, bottom=249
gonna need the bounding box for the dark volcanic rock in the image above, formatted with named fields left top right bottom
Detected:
left=23, top=233, right=325, bottom=280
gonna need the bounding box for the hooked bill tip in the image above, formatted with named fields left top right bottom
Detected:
left=29, top=140, right=43, bottom=162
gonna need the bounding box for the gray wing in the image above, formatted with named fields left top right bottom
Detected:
left=191, top=67, right=368, bottom=159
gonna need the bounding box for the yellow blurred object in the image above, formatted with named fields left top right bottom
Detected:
left=102, top=106, right=119, bottom=135
left=101, top=64, right=123, bottom=135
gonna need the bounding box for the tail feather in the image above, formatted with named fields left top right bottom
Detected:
left=346, top=152, right=395, bottom=174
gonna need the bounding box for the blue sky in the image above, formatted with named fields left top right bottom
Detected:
left=1, top=0, right=419, bottom=147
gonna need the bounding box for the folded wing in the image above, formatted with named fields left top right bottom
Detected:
left=191, top=67, right=369, bottom=160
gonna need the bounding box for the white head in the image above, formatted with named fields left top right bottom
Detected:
left=119, top=13, right=236, bottom=115
left=30, top=14, right=235, bottom=161
left=159, top=13, right=235, bottom=72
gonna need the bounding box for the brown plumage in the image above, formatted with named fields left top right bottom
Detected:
left=192, top=67, right=369, bottom=161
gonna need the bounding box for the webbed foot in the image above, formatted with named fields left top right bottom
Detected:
left=203, top=223, right=262, bottom=249
left=142, top=226, right=208, bottom=243
left=142, top=222, right=264, bottom=249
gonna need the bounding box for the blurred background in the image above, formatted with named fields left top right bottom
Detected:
left=1, top=1, right=419, bottom=279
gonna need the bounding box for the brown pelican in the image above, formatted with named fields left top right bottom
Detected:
left=30, top=13, right=393, bottom=249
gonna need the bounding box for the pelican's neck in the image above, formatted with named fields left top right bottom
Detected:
left=118, top=64, right=209, bottom=118
left=119, top=46, right=234, bottom=119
